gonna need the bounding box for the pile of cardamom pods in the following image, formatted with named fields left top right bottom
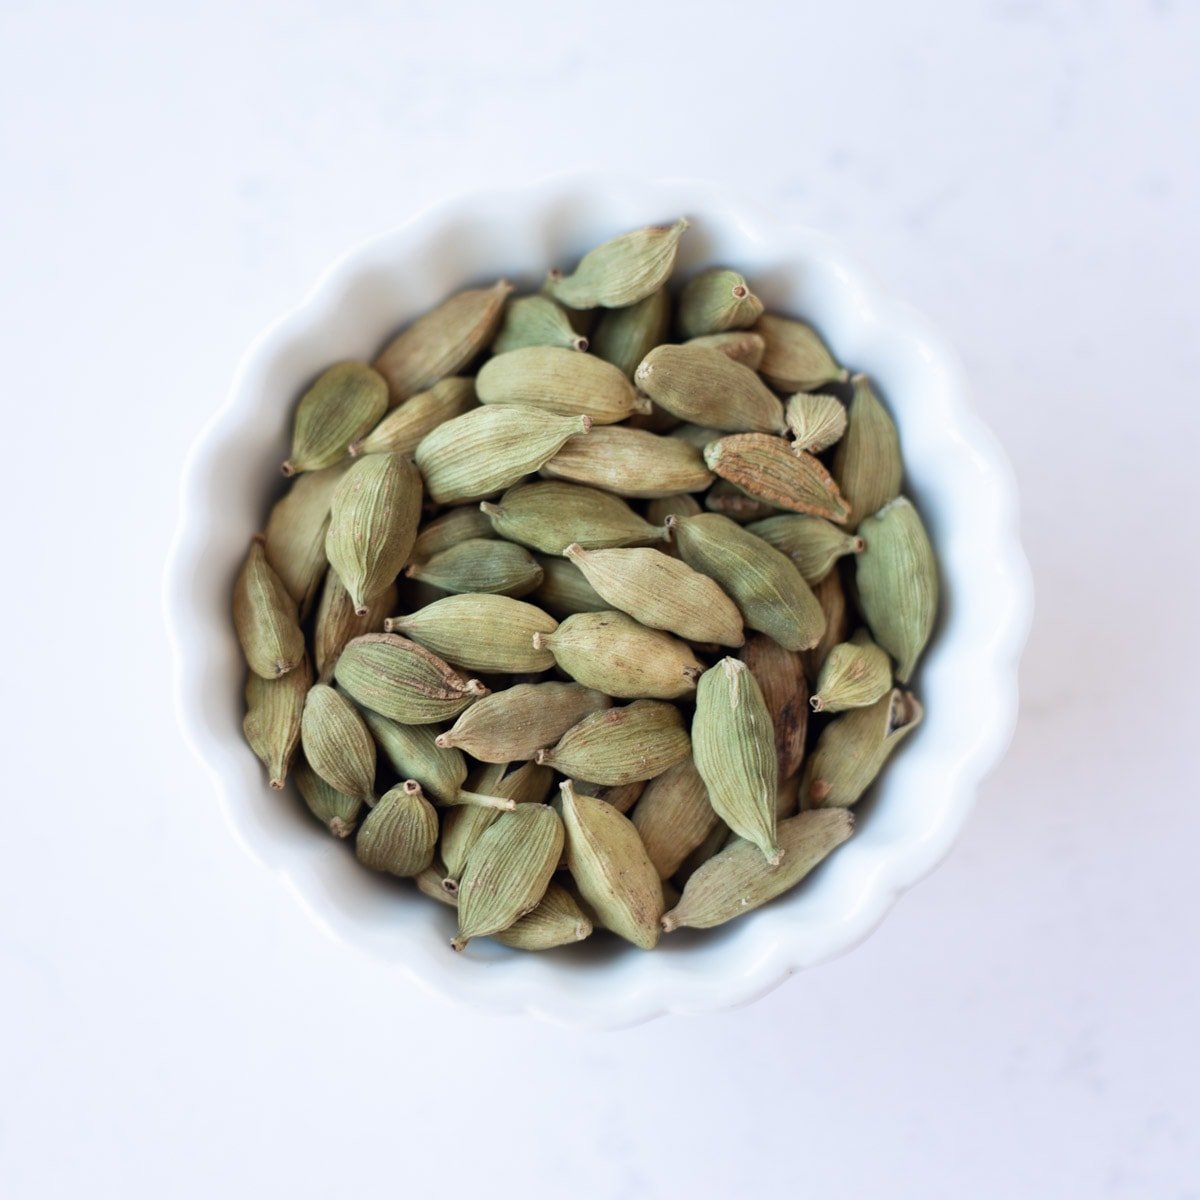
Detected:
left=233, top=218, right=938, bottom=952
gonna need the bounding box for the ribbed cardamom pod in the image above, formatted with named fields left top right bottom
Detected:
left=479, top=480, right=665, bottom=554
left=263, top=463, right=348, bottom=618
left=348, top=377, right=476, bottom=458
left=662, top=810, right=854, bottom=932
left=281, top=362, right=388, bottom=477
left=233, top=536, right=306, bottom=679
left=574, top=778, right=646, bottom=816
left=326, top=452, right=422, bottom=616
left=635, top=344, right=786, bottom=433
left=533, top=610, right=702, bottom=700
left=415, top=406, right=590, bottom=505
left=692, top=658, right=781, bottom=865
left=384, top=594, right=557, bottom=674
left=562, top=543, right=744, bottom=647
left=545, top=218, right=688, bottom=309
left=300, top=683, right=377, bottom=801
left=785, top=392, right=847, bottom=454
left=536, top=700, right=690, bottom=786
left=684, top=330, right=766, bottom=370
left=436, top=681, right=612, bottom=763
left=359, top=707, right=467, bottom=804
left=754, top=314, right=845, bottom=393
left=630, top=757, right=719, bottom=879
left=645, top=493, right=702, bottom=526
left=703, top=480, right=779, bottom=523
left=532, top=554, right=609, bottom=618
left=810, top=632, right=893, bottom=713
left=738, top=633, right=809, bottom=782
left=672, top=818, right=731, bottom=888
left=832, top=374, right=902, bottom=526
left=293, top=757, right=362, bottom=838
left=493, top=881, right=593, bottom=950
left=855, top=497, right=938, bottom=682
left=373, top=281, right=511, bottom=403
left=334, top=633, right=488, bottom=725
left=677, top=268, right=764, bottom=338
left=313, top=570, right=397, bottom=683
left=453, top=804, right=564, bottom=949
left=409, top=504, right=496, bottom=563
left=406, top=539, right=543, bottom=598
left=492, top=295, right=588, bottom=354
left=745, top=514, right=864, bottom=584
left=356, top=780, right=439, bottom=877
left=415, top=863, right=458, bottom=908
left=560, top=780, right=664, bottom=948
left=666, top=513, right=826, bottom=652
left=540, top=425, right=714, bottom=498
left=670, top=423, right=725, bottom=451
left=704, top=434, right=852, bottom=523
left=801, top=567, right=851, bottom=685
left=590, top=288, right=671, bottom=378
left=476, top=347, right=646, bottom=423
left=804, top=688, right=923, bottom=808
left=243, top=653, right=311, bottom=789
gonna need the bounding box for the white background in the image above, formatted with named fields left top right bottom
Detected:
left=2, top=2, right=1198, bottom=1197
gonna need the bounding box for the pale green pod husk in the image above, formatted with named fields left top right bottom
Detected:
left=832, top=374, right=903, bottom=527
left=326, top=452, right=422, bottom=616
left=704, top=480, right=779, bottom=523
left=810, top=633, right=893, bottom=714
left=801, top=567, right=851, bottom=685
left=534, top=610, right=702, bottom=700
left=385, top=594, right=557, bottom=674
left=293, top=757, right=362, bottom=837
left=373, top=281, right=511, bottom=403
left=360, top=708, right=467, bottom=804
left=263, top=463, right=348, bottom=618
left=668, top=423, right=724, bottom=450
left=540, top=426, right=714, bottom=498
left=545, top=218, right=688, bottom=309
left=334, top=633, right=489, bottom=725
left=532, top=554, right=609, bottom=617
left=233, top=537, right=306, bottom=680
left=445, top=789, right=517, bottom=813
left=300, top=683, right=377, bottom=801
left=803, top=688, right=923, bottom=808
left=645, top=493, right=703, bottom=526
left=480, top=480, right=665, bottom=555
left=704, top=435, right=852, bottom=523
left=493, top=882, right=593, bottom=950
left=692, top=658, right=780, bottom=865
left=586, top=779, right=646, bottom=816
left=407, top=539, right=543, bottom=598
left=410, top=505, right=497, bottom=562
left=590, top=287, right=671, bottom=378
left=745, top=514, right=865, bottom=584
left=677, top=268, right=764, bottom=338
left=356, top=780, right=439, bottom=877
left=281, top=362, right=388, bottom=476
left=673, top=818, right=731, bottom=887
left=662, top=810, right=854, bottom=931
left=630, top=757, right=719, bottom=879
left=635, top=344, right=786, bottom=433
left=436, top=682, right=612, bottom=763
left=537, top=700, right=690, bottom=786
left=349, top=377, right=476, bottom=458
left=492, top=295, right=588, bottom=354
left=563, top=544, right=744, bottom=647
left=785, top=392, right=847, bottom=454
left=685, top=330, right=766, bottom=370
left=415, top=406, right=590, bottom=505
left=754, top=314, right=845, bottom=393
left=476, top=347, right=645, bottom=424
left=453, top=805, right=564, bottom=948
left=738, top=633, right=808, bottom=782
left=855, top=497, right=938, bottom=682
left=416, top=864, right=458, bottom=908
left=313, top=571, right=397, bottom=682
left=243, top=654, right=311, bottom=789
left=667, top=513, right=826, bottom=652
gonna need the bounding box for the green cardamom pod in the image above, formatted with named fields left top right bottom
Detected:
left=540, top=425, right=714, bottom=498
left=635, top=344, right=786, bottom=433
left=233, top=536, right=306, bottom=679
left=373, top=281, right=511, bottom=403
left=684, top=330, right=766, bottom=370
left=703, top=480, right=779, bottom=523
left=801, top=567, right=851, bottom=685
left=531, top=553, right=609, bottom=618
left=442, top=789, right=516, bottom=813
left=666, top=513, right=826, bottom=652
left=410, top=504, right=497, bottom=562
left=704, top=434, right=852, bottom=523
left=832, top=373, right=903, bottom=527
left=810, top=632, right=893, bottom=713
left=334, top=632, right=488, bottom=725
left=326, top=452, right=423, bottom=616
left=645, top=493, right=702, bottom=526
left=493, top=881, right=593, bottom=950
left=243, top=653, right=311, bottom=789
left=590, top=287, right=671, bottom=378
left=630, top=757, right=719, bottom=880
left=574, top=778, right=646, bottom=815
left=560, top=780, right=663, bottom=949
left=453, top=804, right=564, bottom=949
left=623, top=402, right=682, bottom=435
left=476, top=346, right=646, bottom=423
left=672, top=818, right=731, bottom=888
left=855, top=497, right=938, bottom=682
left=436, top=681, right=612, bottom=763
left=415, top=862, right=458, bottom=908
left=313, top=570, right=397, bottom=683
left=415, top=406, right=590, bottom=505
left=492, top=295, right=589, bottom=354
left=406, top=538, right=543, bottom=598
left=281, top=362, right=388, bottom=476
left=776, top=773, right=801, bottom=820
left=263, top=463, right=348, bottom=618
left=785, top=392, right=847, bottom=454
left=533, top=610, right=702, bottom=700
left=545, top=218, right=688, bottom=309
left=677, top=268, right=764, bottom=338
left=754, top=314, right=845, bottom=393
left=670, top=423, right=725, bottom=451
left=356, top=780, right=439, bottom=877
left=536, top=700, right=690, bottom=786
left=745, top=514, right=864, bottom=583
left=738, top=633, right=808, bottom=782
left=385, top=594, right=557, bottom=674
left=348, top=377, right=476, bottom=458
left=662, top=810, right=854, bottom=932
left=293, top=756, right=362, bottom=838
left=300, top=683, right=377, bottom=800
left=359, top=707, right=467, bottom=804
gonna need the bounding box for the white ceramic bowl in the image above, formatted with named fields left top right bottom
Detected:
left=164, top=175, right=1031, bottom=1029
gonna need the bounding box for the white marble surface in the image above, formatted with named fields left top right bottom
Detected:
left=1, top=2, right=1197, bottom=1196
